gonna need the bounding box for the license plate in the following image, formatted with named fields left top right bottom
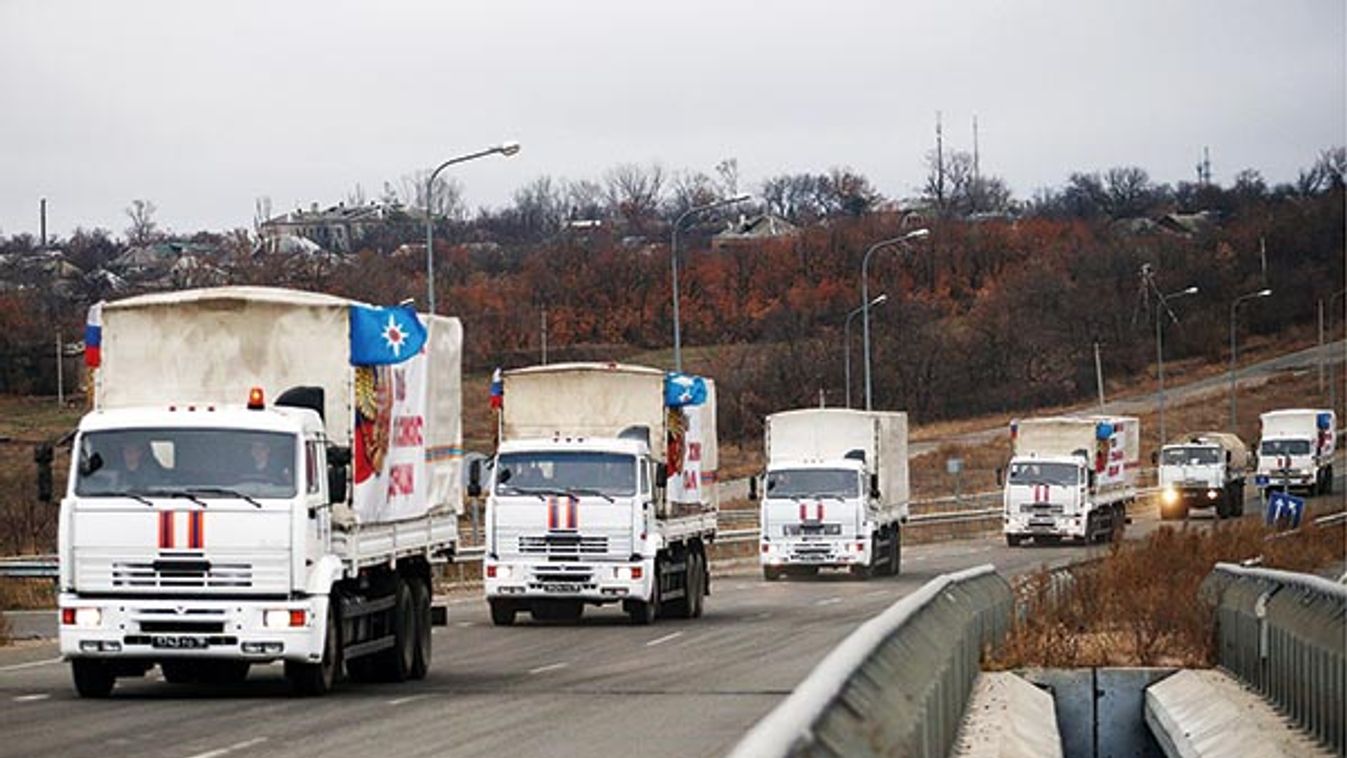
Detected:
left=1254, top=475, right=1269, bottom=486
left=151, top=635, right=208, bottom=650
left=544, top=583, right=580, bottom=593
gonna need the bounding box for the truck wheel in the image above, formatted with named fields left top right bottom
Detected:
left=849, top=561, right=873, bottom=580
left=626, top=569, right=660, bottom=625
left=383, top=577, right=415, bottom=682
left=1324, top=466, right=1334, bottom=495
left=1006, top=534, right=1023, bottom=547
left=890, top=529, right=902, bottom=575
left=489, top=599, right=517, bottom=627
left=409, top=577, right=432, bottom=680
left=71, top=659, right=115, bottom=698
left=287, top=601, right=340, bottom=696
left=763, top=566, right=782, bottom=582
left=687, top=552, right=705, bottom=618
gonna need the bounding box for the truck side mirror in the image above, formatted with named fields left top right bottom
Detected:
left=327, top=445, right=351, bottom=467
left=748, top=475, right=758, bottom=501
left=870, top=473, right=880, bottom=499
left=1225, top=451, right=1232, bottom=465
left=655, top=465, right=668, bottom=489
left=468, top=459, right=482, bottom=498
left=1088, top=469, right=1097, bottom=490
left=328, top=462, right=348, bottom=505
left=34, top=443, right=53, bottom=503
left=994, top=467, right=1004, bottom=487
left=1150, top=451, right=1159, bottom=466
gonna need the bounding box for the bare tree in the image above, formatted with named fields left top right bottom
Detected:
left=399, top=171, right=466, bottom=222
left=668, top=170, right=719, bottom=217
left=510, top=175, right=567, bottom=239
left=565, top=179, right=607, bottom=220
left=125, top=199, right=159, bottom=246
left=604, top=162, right=665, bottom=230
left=715, top=158, right=740, bottom=197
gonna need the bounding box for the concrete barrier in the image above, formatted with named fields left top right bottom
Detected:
left=727, top=564, right=1012, bottom=758
left=951, top=672, right=1063, bottom=758
left=1145, top=669, right=1332, bottom=758
left=1201, top=563, right=1346, bottom=755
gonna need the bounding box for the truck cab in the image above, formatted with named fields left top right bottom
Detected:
left=1158, top=441, right=1243, bottom=519
left=1257, top=409, right=1336, bottom=495
left=59, top=401, right=334, bottom=693
left=484, top=436, right=659, bottom=621
left=759, top=460, right=872, bottom=576
left=1001, top=455, right=1090, bottom=544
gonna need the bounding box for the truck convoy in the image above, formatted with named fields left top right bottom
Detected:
left=757, top=409, right=908, bottom=580
left=1158, top=432, right=1250, bottom=520
left=48, top=287, right=463, bottom=697
left=1256, top=409, right=1337, bottom=495
left=1001, top=416, right=1139, bottom=546
left=482, top=363, right=717, bottom=625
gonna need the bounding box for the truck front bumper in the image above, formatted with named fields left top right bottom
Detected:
left=58, top=593, right=327, bottom=664
left=1003, top=514, right=1087, bottom=540
left=759, top=538, right=869, bottom=567
left=483, top=558, right=653, bottom=603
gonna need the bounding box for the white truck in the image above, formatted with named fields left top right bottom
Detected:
left=46, top=287, right=463, bottom=697
left=1001, top=415, right=1139, bottom=546
left=755, top=409, right=908, bottom=580
left=1157, top=432, right=1250, bottom=520
left=1256, top=409, right=1337, bottom=495
left=481, top=363, right=717, bottom=626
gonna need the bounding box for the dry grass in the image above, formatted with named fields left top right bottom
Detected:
left=988, top=518, right=1347, bottom=669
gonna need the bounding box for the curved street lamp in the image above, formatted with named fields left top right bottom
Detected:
left=425, top=141, right=521, bottom=314
left=670, top=193, right=752, bottom=372
left=1228, top=288, right=1273, bottom=430
left=845, top=294, right=887, bottom=408
left=861, top=228, right=929, bottom=410
left=1152, top=283, right=1199, bottom=446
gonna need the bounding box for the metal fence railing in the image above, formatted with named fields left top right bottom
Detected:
left=726, top=564, right=1012, bottom=758
left=1201, top=562, right=1347, bottom=754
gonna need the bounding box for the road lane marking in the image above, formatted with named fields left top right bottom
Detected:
left=13, top=693, right=49, bottom=702
left=182, top=736, right=268, bottom=758
left=455, top=621, right=474, bottom=628
left=0, top=657, right=61, bottom=672
left=814, top=597, right=842, bottom=607
left=528, top=662, right=569, bottom=675
left=645, top=631, right=683, bottom=647
left=387, top=695, right=426, bottom=706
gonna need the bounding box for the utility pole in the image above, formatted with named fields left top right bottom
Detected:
left=935, top=111, right=945, bottom=211
left=40, top=198, right=47, bottom=248
left=1094, top=341, right=1106, bottom=412
left=55, top=331, right=63, bottom=406
left=540, top=306, right=548, bottom=365
left=972, top=114, right=980, bottom=180
left=1318, top=299, right=1325, bottom=395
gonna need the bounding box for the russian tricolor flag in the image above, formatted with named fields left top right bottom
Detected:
left=489, top=367, right=503, bottom=410
left=84, top=301, right=104, bottom=368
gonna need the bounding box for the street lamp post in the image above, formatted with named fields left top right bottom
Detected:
left=861, top=228, right=929, bottom=411
left=424, top=141, right=520, bottom=315
left=1146, top=281, right=1199, bottom=446
left=845, top=294, right=887, bottom=408
left=671, top=194, right=751, bottom=372
left=1327, top=289, right=1347, bottom=416
left=1228, top=288, right=1273, bottom=431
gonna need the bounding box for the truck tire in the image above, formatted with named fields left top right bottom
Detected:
left=1006, top=534, right=1023, bottom=547
left=688, top=551, right=705, bottom=618
left=409, top=577, right=432, bottom=680
left=890, top=528, right=902, bottom=576
left=626, top=566, right=661, bottom=625
left=763, top=566, right=783, bottom=582
left=287, top=602, right=340, bottom=696
left=71, top=659, right=115, bottom=698
left=384, top=577, right=415, bottom=682
left=489, top=599, right=517, bottom=627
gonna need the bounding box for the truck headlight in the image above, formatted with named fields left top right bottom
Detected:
left=1161, top=488, right=1179, bottom=505
left=72, top=608, right=101, bottom=628
left=1206, top=490, right=1219, bottom=500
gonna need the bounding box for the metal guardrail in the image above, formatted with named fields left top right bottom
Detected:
left=0, top=554, right=58, bottom=579
left=727, top=564, right=1012, bottom=758
left=1201, top=562, right=1346, bottom=754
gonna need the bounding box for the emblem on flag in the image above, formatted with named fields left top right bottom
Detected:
left=349, top=304, right=427, bottom=366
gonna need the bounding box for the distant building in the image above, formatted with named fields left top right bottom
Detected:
left=711, top=214, right=800, bottom=250
left=259, top=202, right=422, bottom=253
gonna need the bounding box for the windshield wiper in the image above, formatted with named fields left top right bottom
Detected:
left=182, top=487, right=263, bottom=509
left=566, top=487, right=615, bottom=503
left=140, top=489, right=210, bottom=508
left=115, top=491, right=155, bottom=507
left=503, top=486, right=568, bottom=501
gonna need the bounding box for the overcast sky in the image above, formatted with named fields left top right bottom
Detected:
left=1, top=0, right=1343, bottom=239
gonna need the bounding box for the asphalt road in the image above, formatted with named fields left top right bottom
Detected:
left=3, top=475, right=1341, bottom=758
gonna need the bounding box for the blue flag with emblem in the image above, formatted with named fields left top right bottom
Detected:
left=349, top=304, right=427, bottom=365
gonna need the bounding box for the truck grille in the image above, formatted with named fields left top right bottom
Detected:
left=111, top=559, right=253, bottom=589
left=76, top=552, right=289, bottom=595
left=783, top=523, right=842, bottom=536
left=518, top=534, right=610, bottom=556
left=1020, top=504, right=1064, bottom=515
left=499, top=527, right=632, bottom=560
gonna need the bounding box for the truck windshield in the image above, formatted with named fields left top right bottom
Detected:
left=1261, top=439, right=1310, bottom=456
left=766, top=468, right=858, bottom=498
left=75, top=429, right=297, bottom=499
left=495, top=451, right=636, bottom=497
left=1162, top=447, right=1220, bottom=465
left=1008, top=462, right=1079, bottom=487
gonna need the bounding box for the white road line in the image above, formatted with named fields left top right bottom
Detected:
left=182, top=736, right=268, bottom=758
left=528, top=662, right=569, bottom=675
left=0, top=657, right=62, bottom=673
left=913, top=555, right=929, bottom=561
left=387, top=695, right=426, bottom=706
left=13, top=693, right=50, bottom=702
left=814, top=597, right=843, bottom=607
left=455, top=621, right=474, bottom=628
left=644, top=631, right=683, bottom=647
